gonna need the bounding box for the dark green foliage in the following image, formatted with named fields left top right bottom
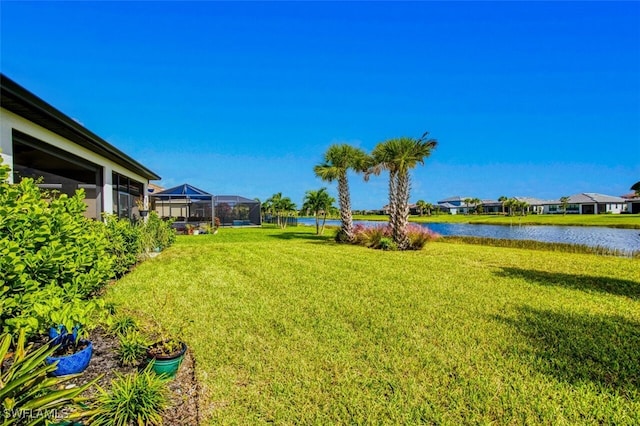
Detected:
left=87, top=366, right=169, bottom=426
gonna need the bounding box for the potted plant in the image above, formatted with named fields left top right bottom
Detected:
left=43, top=299, right=101, bottom=376
left=46, top=331, right=93, bottom=376
left=146, top=338, right=187, bottom=379
left=135, top=198, right=148, bottom=217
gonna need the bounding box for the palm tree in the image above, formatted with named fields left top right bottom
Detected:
left=424, top=202, right=434, bottom=216
left=470, top=197, right=482, bottom=214
left=631, top=181, right=640, bottom=198
left=368, top=132, right=437, bottom=249
left=314, top=144, right=369, bottom=242
left=266, top=192, right=296, bottom=228
left=559, top=196, right=570, bottom=215
left=498, top=196, right=507, bottom=215
left=415, top=200, right=427, bottom=216
left=302, top=188, right=335, bottom=235
left=473, top=198, right=484, bottom=214
left=463, top=198, right=473, bottom=215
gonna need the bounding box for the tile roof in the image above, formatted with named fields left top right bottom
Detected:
left=567, top=193, right=626, bottom=203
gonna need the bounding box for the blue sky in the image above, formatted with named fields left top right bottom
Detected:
left=1, top=1, right=638, bottom=209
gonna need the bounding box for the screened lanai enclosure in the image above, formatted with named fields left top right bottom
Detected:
left=214, top=195, right=261, bottom=226
left=150, top=184, right=261, bottom=231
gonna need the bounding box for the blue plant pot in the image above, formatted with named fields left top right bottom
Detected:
left=46, top=339, right=93, bottom=376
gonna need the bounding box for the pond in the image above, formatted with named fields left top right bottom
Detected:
left=297, top=218, right=640, bottom=254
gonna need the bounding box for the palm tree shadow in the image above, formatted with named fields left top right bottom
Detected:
left=267, top=231, right=334, bottom=243
left=495, top=267, right=640, bottom=300
left=497, top=307, right=640, bottom=392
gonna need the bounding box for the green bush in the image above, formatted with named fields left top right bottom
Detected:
left=139, top=212, right=175, bottom=254
left=116, top=331, right=148, bottom=367
left=0, top=160, right=115, bottom=334
left=4, top=285, right=104, bottom=337
left=102, top=214, right=142, bottom=276
left=87, top=366, right=169, bottom=426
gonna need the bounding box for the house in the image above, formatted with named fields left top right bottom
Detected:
left=0, top=74, right=160, bottom=220
left=621, top=192, right=640, bottom=214
left=559, top=193, right=628, bottom=214
left=512, top=197, right=558, bottom=215
left=436, top=196, right=472, bottom=215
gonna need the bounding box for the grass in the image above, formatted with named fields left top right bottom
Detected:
left=354, top=213, right=640, bottom=228
left=106, top=227, right=640, bottom=424
left=442, top=236, right=640, bottom=258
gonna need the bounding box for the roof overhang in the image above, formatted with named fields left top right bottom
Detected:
left=1, top=74, right=160, bottom=181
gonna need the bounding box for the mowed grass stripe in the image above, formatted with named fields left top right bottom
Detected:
left=107, top=227, right=640, bottom=425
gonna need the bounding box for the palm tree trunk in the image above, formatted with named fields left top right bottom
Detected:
left=337, top=174, right=354, bottom=241
left=387, top=170, right=398, bottom=240
left=315, top=211, right=320, bottom=235
left=394, top=171, right=410, bottom=250
left=320, top=212, right=327, bottom=235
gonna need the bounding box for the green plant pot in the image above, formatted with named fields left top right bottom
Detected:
left=146, top=342, right=187, bottom=379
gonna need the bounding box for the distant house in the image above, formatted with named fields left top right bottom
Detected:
left=0, top=74, right=160, bottom=220
left=621, top=192, right=640, bottom=214
left=437, top=196, right=472, bottom=215
left=556, top=193, right=628, bottom=215
left=512, top=197, right=558, bottom=215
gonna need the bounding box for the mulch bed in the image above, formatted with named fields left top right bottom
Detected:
left=43, top=327, right=200, bottom=424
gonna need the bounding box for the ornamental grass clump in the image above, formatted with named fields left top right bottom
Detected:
left=87, top=366, right=169, bottom=426
left=351, top=223, right=438, bottom=250
left=405, top=223, right=440, bottom=249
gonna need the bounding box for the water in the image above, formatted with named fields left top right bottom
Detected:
left=297, top=218, right=640, bottom=254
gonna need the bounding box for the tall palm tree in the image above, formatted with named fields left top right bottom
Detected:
left=498, top=196, right=507, bottom=215
left=302, top=188, right=335, bottom=235
left=314, top=144, right=369, bottom=242
left=415, top=199, right=427, bottom=216
left=368, top=132, right=437, bottom=249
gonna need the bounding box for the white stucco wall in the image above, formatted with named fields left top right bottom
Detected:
left=0, top=107, right=149, bottom=214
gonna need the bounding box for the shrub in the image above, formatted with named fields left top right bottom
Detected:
left=379, top=237, right=398, bottom=251
left=117, top=331, right=148, bottom=367
left=406, top=223, right=440, bottom=250
left=102, top=214, right=142, bottom=276
left=3, top=285, right=105, bottom=337
left=351, top=223, right=438, bottom=250
left=352, top=224, right=391, bottom=249
left=108, top=314, right=139, bottom=336
left=140, top=212, right=176, bottom=252
left=87, top=366, right=169, bottom=426
left=0, top=159, right=115, bottom=334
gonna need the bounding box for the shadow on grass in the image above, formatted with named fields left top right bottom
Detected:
left=495, top=267, right=640, bottom=300
left=266, top=231, right=334, bottom=242
left=498, top=307, right=640, bottom=393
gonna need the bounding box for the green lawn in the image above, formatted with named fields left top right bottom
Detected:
left=354, top=213, right=640, bottom=228
left=106, top=227, right=640, bottom=424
